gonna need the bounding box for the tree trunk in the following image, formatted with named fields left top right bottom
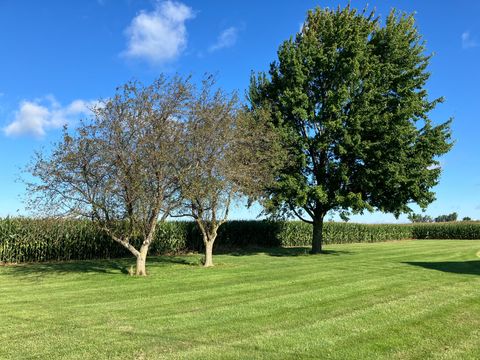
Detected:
left=135, top=244, right=149, bottom=276
left=204, top=239, right=214, bottom=267
left=311, top=216, right=324, bottom=254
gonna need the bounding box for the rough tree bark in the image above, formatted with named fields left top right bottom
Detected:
left=196, top=220, right=219, bottom=268
left=311, top=212, right=325, bottom=254
left=203, top=238, right=214, bottom=268
left=133, top=218, right=160, bottom=276
left=135, top=244, right=149, bottom=276
left=108, top=220, right=158, bottom=276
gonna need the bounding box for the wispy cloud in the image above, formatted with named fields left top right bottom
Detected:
left=3, top=96, right=96, bottom=138
left=427, top=159, right=446, bottom=171
left=298, top=22, right=305, bottom=33
left=209, top=26, right=239, bottom=52
left=122, top=1, right=195, bottom=64
left=461, top=31, right=478, bottom=49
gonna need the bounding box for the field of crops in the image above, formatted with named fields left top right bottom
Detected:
left=2, top=218, right=480, bottom=263
left=0, top=218, right=480, bottom=263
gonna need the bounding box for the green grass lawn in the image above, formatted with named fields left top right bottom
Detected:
left=1, top=240, right=479, bottom=359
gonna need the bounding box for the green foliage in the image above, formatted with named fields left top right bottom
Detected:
left=0, top=218, right=196, bottom=263
left=434, top=212, right=458, bottom=222
left=0, top=218, right=114, bottom=263
left=412, top=222, right=480, bottom=239
left=408, top=213, right=433, bottom=223
left=151, top=221, right=196, bottom=254
left=249, top=5, right=453, bottom=252
left=409, top=212, right=460, bottom=223
left=274, top=222, right=413, bottom=246
left=2, top=218, right=480, bottom=263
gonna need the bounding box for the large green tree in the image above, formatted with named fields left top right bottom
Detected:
left=249, top=6, right=452, bottom=253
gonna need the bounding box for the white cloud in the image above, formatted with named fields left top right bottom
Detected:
left=461, top=31, right=478, bottom=49
left=3, top=96, right=96, bottom=138
left=123, top=1, right=195, bottom=64
left=209, top=26, right=238, bottom=52
left=299, top=22, right=304, bottom=33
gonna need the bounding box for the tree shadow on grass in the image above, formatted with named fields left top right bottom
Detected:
left=0, top=256, right=197, bottom=277
left=0, top=247, right=354, bottom=278
left=218, top=246, right=354, bottom=257
left=0, top=259, right=129, bottom=278
left=403, top=260, right=480, bottom=276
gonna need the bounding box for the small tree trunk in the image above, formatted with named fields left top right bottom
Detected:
left=204, top=238, right=214, bottom=267
left=311, top=216, right=324, bottom=254
left=135, top=244, right=149, bottom=276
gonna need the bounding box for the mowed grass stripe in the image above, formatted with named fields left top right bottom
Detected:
left=0, top=240, right=479, bottom=359
left=169, top=280, right=478, bottom=358
left=1, top=254, right=430, bottom=327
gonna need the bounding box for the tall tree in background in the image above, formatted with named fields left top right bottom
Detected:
left=26, top=76, right=191, bottom=275
left=249, top=6, right=452, bottom=253
left=175, top=77, right=284, bottom=267
left=407, top=213, right=433, bottom=223
left=434, top=212, right=458, bottom=222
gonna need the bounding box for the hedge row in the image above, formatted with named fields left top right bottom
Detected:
left=1, top=218, right=479, bottom=263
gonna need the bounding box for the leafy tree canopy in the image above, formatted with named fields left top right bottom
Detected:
left=249, top=6, right=453, bottom=252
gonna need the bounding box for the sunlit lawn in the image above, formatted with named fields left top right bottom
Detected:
left=1, top=240, right=479, bottom=359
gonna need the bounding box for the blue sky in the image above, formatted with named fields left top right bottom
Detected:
left=0, top=0, right=479, bottom=222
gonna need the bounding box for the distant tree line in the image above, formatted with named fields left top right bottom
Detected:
left=408, top=212, right=475, bottom=223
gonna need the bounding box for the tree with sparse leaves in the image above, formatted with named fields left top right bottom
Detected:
left=174, top=77, right=284, bottom=267
left=26, top=76, right=191, bottom=275
left=249, top=6, right=452, bottom=253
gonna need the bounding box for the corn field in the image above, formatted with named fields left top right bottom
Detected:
left=1, top=218, right=479, bottom=263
